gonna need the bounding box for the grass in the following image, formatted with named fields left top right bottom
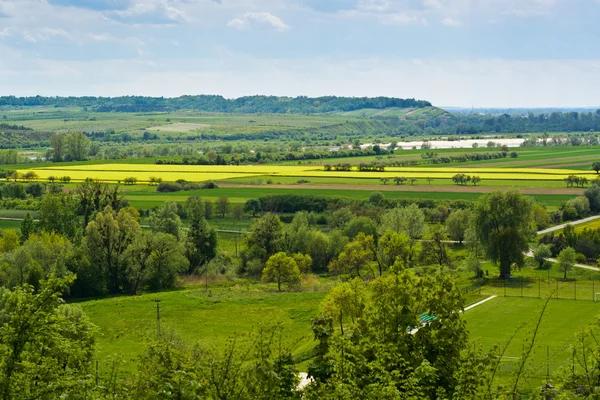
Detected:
left=465, top=296, right=600, bottom=385
left=575, top=219, right=600, bottom=232
left=80, top=284, right=328, bottom=370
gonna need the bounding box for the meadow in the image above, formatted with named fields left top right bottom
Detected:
left=465, top=297, right=600, bottom=383
left=80, top=284, right=330, bottom=370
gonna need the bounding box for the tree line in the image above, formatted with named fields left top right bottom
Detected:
left=0, top=95, right=432, bottom=113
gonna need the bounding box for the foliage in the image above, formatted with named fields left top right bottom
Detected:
left=148, top=201, right=182, bottom=240
left=38, top=193, right=80, bottom=241
left=308, top=268, right=468, bottom=398
left=420, top=224, right=452, bottom=268
left=85, top=206, right=142, bottom=293
left=244, top=213, right=283, bottom=273
left=185, top=197, right=218, bottom=272
left=328, top=233, right=375, bottom=278
left=473, top=189, right=534, bottom=278
left=557, top=246, right=576, bottom=279
left=0, top=95, right=431, bottom=113
left=532, top=244, right=552, bottom=269
left=262, top=252, right=301, bottom=292
left=445, top=209, right=471, bottom=243
left=0, top=276, right=96, bottom=399
left=216, top=196, right=230, bottom=218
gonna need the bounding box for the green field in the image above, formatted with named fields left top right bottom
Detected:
left=80, top=284, right=329, bottom=370
left=114, top=185, right=575, bottom=210
left=465, top=297, right=600, bottom=384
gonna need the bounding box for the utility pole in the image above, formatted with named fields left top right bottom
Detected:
left=235, top=233, right=238, bottom=258
left=154, top=299, right=161, bottom=339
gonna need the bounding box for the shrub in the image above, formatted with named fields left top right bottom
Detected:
left=156, top=182, right=183, bottom=192
left=202, top=181, right=219, bottom=189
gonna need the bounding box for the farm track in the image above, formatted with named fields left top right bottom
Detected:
left=218, top=183, right=585, bottom=195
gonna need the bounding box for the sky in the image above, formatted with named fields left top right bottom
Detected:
left=0, top=0, right=599, bottom=107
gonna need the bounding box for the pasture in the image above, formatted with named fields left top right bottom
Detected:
left=465, top=296, right=600, bottom=384
left=79, top=284, right=329, bottom=370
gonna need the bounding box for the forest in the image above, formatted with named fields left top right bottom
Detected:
left=0, top=95, right=432, bottom=113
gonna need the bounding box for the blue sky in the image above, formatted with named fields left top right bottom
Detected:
left=0, top=0, right=599, bottom=107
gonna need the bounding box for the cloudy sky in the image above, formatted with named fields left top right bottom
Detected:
left=0, top=0, right=599, bottom=107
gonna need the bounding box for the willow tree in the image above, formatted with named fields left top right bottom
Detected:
left=473, top=189, right=534, bottom=279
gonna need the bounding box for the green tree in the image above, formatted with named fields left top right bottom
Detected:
left=19, top=212, right=36, bottom=242
left=246, top=213, right=283, bottom=266
left=262, top=252, right=301, bottom=292
left=49, top=133, right=66, bottom=162
left=369, top=191, right=384, bottom=205
left=311, top=268, right=468, bottom=398
left=38, top=193, right=80, bottom=241
left=85, top=206, right=142, bottom=293
left=380, top=204, right=426, bottom=240
left=0, top=276, right=96, bottom=399
left=328, top=207, right=354, bottom=229
left=148, top=201, right=182, bottom=240
left=232, top=203, right=245, bottom=220
left=185, top=197, right=218, bottom=272
left=343, top=216, right=377, bottom=241
left=291, top=253, right=313, bottom=274
left=76, top=180, right=125, bottom=229
left=244, top=199, right=262, bottom=217
left=421, top=223, right=452, bottom=267
left=533, top=244, right=552, bottom=269
left=0, top=230, right=20, bottom=254
left=592, top=161, right=600, bottom=174
left=328, top=233, right=374, bottom=278
left=584, top=184, right=600, bottom=212
left=558, top=246, right=576, bottom=279
left=216, top=196, right=230, bottom=218
left=147, top=232, right=189, bottom=291
left=2, top=232, right=73, bottom=289
left=204, top=199, right=214, bottom=220
left=125, top=232, right=154, bottom=295
left=321, top=277, right=366, bottom=334
left=64, top=132, right=90, bottom=161
left=377, top=230, right=411, bottom=270
left=445, top=209, right=471, bottom=243
left=473, top=190, right=534, bottom=278
left=531, top=203, right=551, bottom=230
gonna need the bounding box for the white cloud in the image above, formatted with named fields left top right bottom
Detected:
left=110, top=1, right=189, bottom=23
left=227, top=12, right=290, bottom=31
left=383, top=13, right=426, bottom=25
left=441, top=17, right=462, bottom=27
left=88, top=32, right=145, bottom=46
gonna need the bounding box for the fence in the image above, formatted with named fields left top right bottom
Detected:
left=462, top=276, right=600, bottom=301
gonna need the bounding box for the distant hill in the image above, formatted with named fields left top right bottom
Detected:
left=0, top=95, right=432, bottom=114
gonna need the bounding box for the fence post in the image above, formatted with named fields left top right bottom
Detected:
left=546, top=346, right=550, bottom=381
left=521, top=277, right=523, bottom=298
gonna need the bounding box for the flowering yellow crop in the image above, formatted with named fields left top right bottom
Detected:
left=18, top=163, right=595, bottom=183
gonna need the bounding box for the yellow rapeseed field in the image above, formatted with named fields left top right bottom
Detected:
left=18, top=163, right=596, bottom=183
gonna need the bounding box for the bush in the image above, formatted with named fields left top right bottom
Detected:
left=156, top=182, right=183, bottom=192
left=202, top=181, right=219, bottom=189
